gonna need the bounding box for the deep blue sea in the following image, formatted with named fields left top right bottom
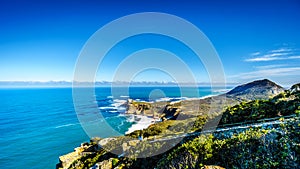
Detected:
left=0, top=87, right=228, bottom=169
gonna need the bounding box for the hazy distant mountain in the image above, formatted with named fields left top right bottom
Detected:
left=0, top=81, right=238, bottom=87
left=226, top=79, right=285, bottom=100
left=0, top=81, right=72, bottom=88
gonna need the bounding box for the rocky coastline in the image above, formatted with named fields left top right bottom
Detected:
left=56, top=79, right=291, bottom=169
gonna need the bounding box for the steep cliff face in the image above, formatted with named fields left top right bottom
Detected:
left=125, top=99, right=182, bottom=120
left=56, top=142, right=98, bottom=169
left=226, top=79, right=285, bottom=100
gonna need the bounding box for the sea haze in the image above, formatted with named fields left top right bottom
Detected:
left=0, top=86, right=229, bottom=168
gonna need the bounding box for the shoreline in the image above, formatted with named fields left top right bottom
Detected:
left=125, top=115, right=160, bottom=134
left=123, top=94, right=223, bottom=134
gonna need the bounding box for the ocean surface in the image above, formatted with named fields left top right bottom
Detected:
left=0, top=86, right=228, bottom=169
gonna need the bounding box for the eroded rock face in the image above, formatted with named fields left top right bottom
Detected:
left=126, top=100, right=158, bottom=116
left=98, top=138, right=117, bottom=147
left=95, top=158, right=114, bottom=169
left=57, top=143, right=94, bottom=169
left=122, top=140, right=140, bottom=152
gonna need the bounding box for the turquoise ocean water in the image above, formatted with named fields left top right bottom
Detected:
left=0, top=87, right=227, bottom=168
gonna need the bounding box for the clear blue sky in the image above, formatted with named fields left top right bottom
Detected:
left=0, top=0, right=300, bottom=86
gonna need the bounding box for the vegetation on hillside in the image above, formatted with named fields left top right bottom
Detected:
left=156, top=89, right=300, bottom=169
left=60, top=81, right=300, bottom=169
left=158, top=118, right=300, bottom=168
left=220, top=89, right=300, bottom=126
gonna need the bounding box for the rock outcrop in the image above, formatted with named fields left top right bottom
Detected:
left=93, top=158, right=113, bottom=169
left=56, top=142, right=97, bottom=169
left=291, top=83, right=300, bottom=92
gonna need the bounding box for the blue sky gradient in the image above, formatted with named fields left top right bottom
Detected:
left=0, top=0, right=300, bottom=85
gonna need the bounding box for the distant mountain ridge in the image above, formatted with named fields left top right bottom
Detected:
left=226, top=79, right=285, bottom=100
left=0, top=81, right=238, bottom=87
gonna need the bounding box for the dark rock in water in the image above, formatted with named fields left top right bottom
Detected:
left=226, top=79, right=284, bottom=100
